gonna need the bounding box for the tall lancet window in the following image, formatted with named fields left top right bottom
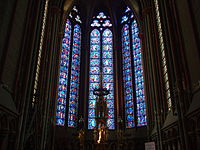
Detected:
left=56, top=6, right=82, bottom=127
left=88, top=12, right=115, bottom=129
left=121, top=7, right=147, bottom=128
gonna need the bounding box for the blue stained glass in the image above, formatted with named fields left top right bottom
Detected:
left=103, top=67, right=113, bottom=74
left=89, top=100, right=96, bottom=108
left=107, top=100, right=114, bottom=108
left=121, top=15, right=128, bottom=23
left=90, top=67, right=100, bottom=74
left=56, top=119, right=65, bottom=126
left=103, top=83, right=113, bottom=91
left=125, top=6, right=131, bottom=13
left=68, top=120, right=76, bottom=127
left=122, top=24, right=135, bottom=128
left=103, top=38, right=112, bottom=44
left=103, top=45, right=112, bottom=51
left=90, top=83, right=100, bottom=90
left=56, top=112, right=65, bottom=126
left=71, top=64, right=79, bottom=71
left=97, top=12, right=107, bottom=19
left=103, top=29, right=112, bottom=37
left=132, top=20, right=147, bottom=126
left=127, top=115, right=134, bottom=121
left=91, top=38, right=100, bottom=44
left=75, top=15, right=82, bottom=23
left=123, top=56, right=131, bottom=64
left=108, top=109, right=114, bottom=118
left=91, top=45, right=100, bottom=51
left=56, top=7, right=82, bottom=127
left=89, top=92, right=96, bottom=100
left=107, top=119, right=114, bottom=129
left=68, top=24, right=81, bottom=127
left=125, top=87, right=133, bottom=93
left=57, top=105, right=66, bottom=112
left=58, top=91, right=66, bottom=98
left=123, top=51, right=131, bottom=57
left=59, top=71, right=67, bottom=78
left=126, top=100, right=134, bottom=107
left=88, top=109, right=95, bottom=117
left=125, top=81, right=132, bottom=87
left=123, top=63, right=131, bottom=70
left=59, top=77, right=66, bottom=85
left=123, top=68, right=131, bottom=75
left=56, top=19, right=71, bottom=126
left=126, top=107, right=134, bottom=114
left=69, top=101, right=76, bottom=107
left=127, top=121, right=134, bottom=128
left=125, top=94, right=133, bottom=100
left=88, top=119, right=96, bottom=129
left=69, top=107, right=76, bottom=114
left=57, top=98, right=66, bottom=105
left=91, top=29, right=100, bottom=37
left=105, top=91, right=114, bottom=99
left=91, top=20, right=101, bottom=27
left=90, top=75, right=100, bottom=82
left=102, top=31, right=114, bottom=114
left=90, top=59, right=100, bottom=66
left=88, top=27, right=114, bottom=129
left=103, top=20, right=112, bottom=27
left=103, top=52, right=112, bottom=59
left=90, top=52, right=100, bottom=58
left=103, top=59, right=112, bottom=67
left=103, top=75, right=113, bottom=82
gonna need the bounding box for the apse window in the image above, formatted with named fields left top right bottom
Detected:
left=56, top=6, right=81, bottom=127
left=121, top=6, right=147, bottom=128
left=88, top=12, right=115, bottom=130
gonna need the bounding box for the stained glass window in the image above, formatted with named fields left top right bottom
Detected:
left=88, top=29, right=100, bottom=129
left=68, top=24, right=81, bottom=127
left=56, top=6, right=81, bottom=127
left=132, top=20, right=146, bottom=126
left=56, top=19, right=71, bottom=126
left=102, top=29, right=114, bottom=129
left=121, top=6, right=147, bottom=128
left=88, top=12, right=115, bottom=130
left=122, top=24, right=135, bottom=128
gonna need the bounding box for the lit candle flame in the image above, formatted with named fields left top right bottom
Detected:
left=97, top=128, right=102, bottom=144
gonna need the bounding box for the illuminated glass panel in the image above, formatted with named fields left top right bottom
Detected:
left=102, top=29, right=114, bottom=129
left=68, top=25, right=81, bottom=127
left=125, top=6, right=131, bottom=13
left=88, top=29, right=100, bottom=129
left=122, top=24, right=135, bottom=128
left=73, top=6, right=78, bottom=12
left=103, top=20, right=112, bottom=27
left=56, top=5, right=82, bottom=127
left=132, top=20, right=147, bottom=126
left=91, top=20, right=101, bottom=27
left=56, top=19, right=71, bottom=126
left=121, top=7, right=147, bottom=128
left=97, top=12, right=107, bottom=19
left=75, top=15, right=82, bottom=23
left=121, top=15, right=128, bottom=23
left=88, top=12, right=114, bottom=130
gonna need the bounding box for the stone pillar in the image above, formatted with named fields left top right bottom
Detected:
left=39, top=0, right=64, bottom=149
left=141, top=1, right=164, bottom=149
